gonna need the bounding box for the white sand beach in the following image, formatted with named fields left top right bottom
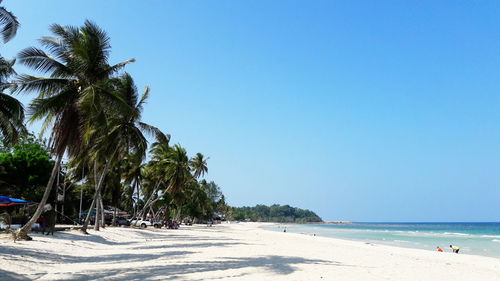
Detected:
left=0, top=223, right=499, bottom=281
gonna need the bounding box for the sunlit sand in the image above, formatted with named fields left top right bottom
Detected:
left=1, top=223, right=499, bottom=280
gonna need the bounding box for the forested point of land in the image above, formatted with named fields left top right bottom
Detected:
left=231, top=204, right=323, bottom=223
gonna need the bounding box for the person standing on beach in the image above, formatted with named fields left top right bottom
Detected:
left=450, top=245, right=460, bottom=253
left=44, top=208, right=56, bottom=236
left=36, top=215, right=46, bottom=234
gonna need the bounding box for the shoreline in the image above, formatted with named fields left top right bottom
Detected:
left=258, top=222, right=500, bottom=260
left=0, top=222, right=499, bottom=280
left=264, top=221, right=500, bottom=259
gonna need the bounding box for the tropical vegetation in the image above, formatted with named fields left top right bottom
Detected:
left=231, top=204, right=323, bottom=223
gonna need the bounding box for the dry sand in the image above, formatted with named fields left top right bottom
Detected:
left=0, top=222, right=499, bottom=280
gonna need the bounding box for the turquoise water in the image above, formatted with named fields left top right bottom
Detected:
left=265, top=222, right=500, bottom=258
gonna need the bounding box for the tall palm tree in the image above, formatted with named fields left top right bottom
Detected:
left=190, top=152, right=208, bottom=179
left=80, top=74, right=165, bottom=233
left=14, top=21, right=134, bottom=240
left=0, top=1, right=23, bottom=144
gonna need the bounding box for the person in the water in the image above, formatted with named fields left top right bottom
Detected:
left=437, top=246, right=443, bottom=252
left=450, top=245, right=460, bottom=253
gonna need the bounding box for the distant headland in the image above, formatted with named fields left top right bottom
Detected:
left=230, top=204, right=323, bottom=223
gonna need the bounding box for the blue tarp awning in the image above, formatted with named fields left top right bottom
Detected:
left=0, top=196, right=32, bottom=207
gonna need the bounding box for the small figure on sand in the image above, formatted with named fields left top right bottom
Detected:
left=437, top=246, right=443, bottom=252
left=450, top=245, right=460, bottom=253
left=44, top=206, right=56, bottom=236
left=36, top=215, right=46, bottom=234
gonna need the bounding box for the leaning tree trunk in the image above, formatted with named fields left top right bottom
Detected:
left=132, top=181, right=161, bottom=226
left=81, top=148, right=118, bottom=233
left=15, top=155, right=62, bottom=241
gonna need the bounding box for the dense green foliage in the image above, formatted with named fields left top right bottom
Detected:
left=0, top=135, right=54, bottom=202
left=231, top=204, right=323, bottom=223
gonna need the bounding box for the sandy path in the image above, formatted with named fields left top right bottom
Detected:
left=0, top=223, right=499, bottom=280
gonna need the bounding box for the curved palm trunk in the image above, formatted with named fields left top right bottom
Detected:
left=15, top=155, right=62, bottom=240
left=81, top=148, right=118, bottom=233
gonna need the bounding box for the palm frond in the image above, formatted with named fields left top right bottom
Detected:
left=17, top=47, right=69, bottom=74
left=14, top=74, right=71, bottom=95
left=0, top=5, right=19, bottom=43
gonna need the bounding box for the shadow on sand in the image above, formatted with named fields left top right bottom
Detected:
left=61, top=255, right=341, bottom=280
left=0, top=269, right=27, bottom=281
left=0, top=228, right=346, bottom=280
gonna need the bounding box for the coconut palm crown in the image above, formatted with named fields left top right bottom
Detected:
left=190, top=152, right=208, bottom=179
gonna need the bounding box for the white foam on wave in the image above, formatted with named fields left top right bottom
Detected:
left=443, top=232, right=471, bottom=236
left=480, top=235, right=500, bottom=239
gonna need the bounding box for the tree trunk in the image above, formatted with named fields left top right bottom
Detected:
left=113, top=206, right=117, bottom=226
left=94, top=191, right=100, bottom=231
left=15, top=155, right=62, bottom=241
left=61, top=183, right=66, bottom=221
left=100, top=194, right=105, bottom=228
left=93, top=161, right=101, bottom=231
left=133, top=181, right=160, bottom=226
left=81, top=148, right=118, bottom=233
left=131, top=179, right=139, bottom=220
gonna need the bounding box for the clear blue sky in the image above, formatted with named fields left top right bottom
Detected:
left=4, top=1, right=500, bottom=222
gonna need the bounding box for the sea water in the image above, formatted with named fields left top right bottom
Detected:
left=264, top=222, right=500, bottom=258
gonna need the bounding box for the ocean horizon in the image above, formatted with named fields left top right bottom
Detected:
left=264, top=222, right=500, bottom=259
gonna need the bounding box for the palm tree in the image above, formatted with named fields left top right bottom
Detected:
left=164, top=144, right=192, bottom=221
left=121, top=156, right=145, bottom=219
left=0, top=1, right=23, bottom=144
left=128, top=134, right=170, bottom=224
left=163, top=145, right=191, bottom=194
left=80, top=73, right=165, bottom=233
left=14, top=21, right=134, bottom=240
left=190, top=152, right=208, bottom=179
